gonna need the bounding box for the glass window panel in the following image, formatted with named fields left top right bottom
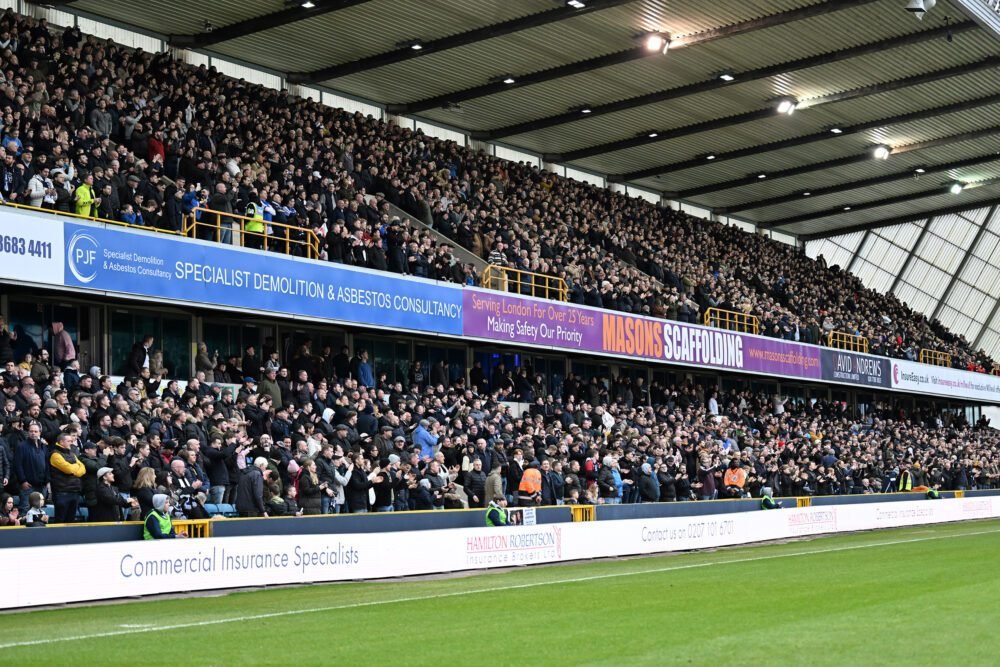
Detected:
left=804, top=239, right=828, bottom=260
left=627, top=186, right=661, bottom=205
left=414, top=121, right=466, bottom=145
left=728, top=219, right=756, bottom=234
left=989, top=208, right=1000, bottom=234
left=929, top=214, right=976, bottom=250
left=918, top=234, right=964, bottom=274
left=938, top=306, right=976, bottom=341
left=897, top=284, right=936, bottom=314
left=322, top=92, right=382, bottom=119
left=977, top=329, right=1000, bottom=358
left=973, top=231, right=999, bottom=261
left=959, top=206, right=991, bottom=226
left=770, top=230, right=796, bottom=246
left=494, top=145, right=540, bottom=167
left=893, top=281, right=917, bottom=305
left=564, top=166, right=603, bottom=186
left=902, top=259, right=949, bottom=298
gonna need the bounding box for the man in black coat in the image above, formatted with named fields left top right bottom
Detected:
left=91, top=466, right=137, bottom=522
left=127, top=335, right=154, bottom=376
left=235, top=457, right=268, bottom=517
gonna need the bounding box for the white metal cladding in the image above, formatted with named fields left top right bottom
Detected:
left=806, top=203, right=1000, bottom=359
left=72, top=0, right=275, bottom=36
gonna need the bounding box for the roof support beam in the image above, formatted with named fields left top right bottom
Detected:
left=615, top=92, right=1000, bottom=182
left=930, top=205, right=995, bottom=322
left=765, top=181, right=1000, bottom=228
left=888, top=218, right=932, bottom=294
left=799, top=198, right=1000, bottom=241
left=845, top=230, right=871, bottom=274
left=169, top=0, right=374, bottom=49
left=552, top=57, right=997, bottom=162
left=676, top=127, right=1000, bottom=199
left=290, top=0, right=635, bottom=84
left=481, top=22, right=975, bottom=141
left=736, top=153, right=1000, bottom=220
left=388, top=0, right=880, bottom=115
left=973, top=283, right=1000, bottom=350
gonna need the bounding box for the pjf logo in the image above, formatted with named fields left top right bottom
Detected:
left=67, top=232, right=99, bottom=283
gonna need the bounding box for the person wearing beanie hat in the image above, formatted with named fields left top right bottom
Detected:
left=92, top=466, right=137, bottom=523
left=638, top=462, right=659, bottom=503
left=143, top=493, right=186, bottom=539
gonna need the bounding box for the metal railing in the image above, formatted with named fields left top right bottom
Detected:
left=920, top=349, right=952, bottom=368
left=185, top=207, right=321, bottom=260
left=703, top=307, right=760, bottom=335
left=827, top=330, right=870, bottom=353
left=481, top=264, right=568, bottom=301
left=0, top=200, right=183, bottom=235
left=172, top=518, right=211, bottom=538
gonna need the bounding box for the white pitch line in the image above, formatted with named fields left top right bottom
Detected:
left=1, top=525, right=998, bottom=651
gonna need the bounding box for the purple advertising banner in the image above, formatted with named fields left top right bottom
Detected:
left=463, top=290, right=822, bottom=380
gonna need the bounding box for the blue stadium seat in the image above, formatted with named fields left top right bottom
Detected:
left=218, top=503, right=238, bottom=517
left=204, top=503, right=221, bottom=517
left=43, top=505, right=55, bottom=518
left=75, top=506, right=89, bottom=522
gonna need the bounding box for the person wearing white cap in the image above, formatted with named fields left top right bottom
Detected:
left=92, top=466, right=137, bottom=522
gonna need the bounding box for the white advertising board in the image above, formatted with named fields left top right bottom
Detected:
left=0, top=497, right=995, bottom=609
left=890, top=358, right=1000, bottom=403
left=0, top=210, right=64, bottom=286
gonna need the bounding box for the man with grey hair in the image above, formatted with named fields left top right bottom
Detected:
left=235, top=456, right=269, bottom=517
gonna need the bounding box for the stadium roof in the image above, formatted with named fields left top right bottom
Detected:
left=64, top=0, right=1000, bottom=239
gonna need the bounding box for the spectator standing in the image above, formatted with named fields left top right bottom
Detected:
left=236, top=457, right=269, bottom=517
left=48, top=432, right=85, bottom=523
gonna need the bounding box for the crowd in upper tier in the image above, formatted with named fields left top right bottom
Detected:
left=0, top=8, right=993, bottom=372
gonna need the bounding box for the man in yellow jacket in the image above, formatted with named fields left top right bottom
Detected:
left=73, top=172, right=99, bottom=218
left=49, top=432, right=86, bottom=523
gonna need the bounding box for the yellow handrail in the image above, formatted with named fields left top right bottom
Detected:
left=187, top=207, right=321, bottom=260
left=827, top=330, right=869, bottom=353
left=0, top=200, right=183, bottom=235
left=920, top=349, right=952, bottom=368
left=703, top=307, right=760, bottom=335
left=482, top=264, right=568, bottom=301
left=172, top=518, right=211, bottom=538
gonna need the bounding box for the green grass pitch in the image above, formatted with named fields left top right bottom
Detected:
left=3, top=519, right=999, bottom=665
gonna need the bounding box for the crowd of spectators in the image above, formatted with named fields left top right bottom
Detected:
left=0, top=10, right=992, bottom=373
left=0, top=326, right=996, bottom=527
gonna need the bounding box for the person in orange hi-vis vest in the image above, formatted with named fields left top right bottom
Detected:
left=518, top=464, right=542, bottom=506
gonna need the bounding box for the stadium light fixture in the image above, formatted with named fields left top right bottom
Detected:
left=905, top=0, right=937, bottom=21
left=872, top=145, right=891, bottom=160
left=776, top=97, right=798, bottom=115
left=914, top=167, right=926, bottom=174
left=644, top=33, right=670, bottom=55
left=829, top=127, right=843, bottom=134
left=502, top=76, right=516, bottom=84
left=301, top=1, right=316, bottom=8
left=802, top=191, right=811, bottom=196
left=567, top=0, right=587, bottom=8
left=581, top=107, right=592, bottom=114
left=757, top=173, right=767, bottom=179
left=410, top=42, right=423, bottom=51
left=843, top=206, right=852, bottom=211
left=648, top=132, right=658, bottom=138
left=705, top=154, right=716, bottom=160
left=949, top=181, right=964, bottom=194
left=718, top=72, right=736, bottom=82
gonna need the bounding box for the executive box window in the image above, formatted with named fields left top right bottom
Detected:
left=110, top=310, right=190, bottom=377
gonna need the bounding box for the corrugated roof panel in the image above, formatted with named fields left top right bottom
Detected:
left=73, top=0, right=283, bottom=36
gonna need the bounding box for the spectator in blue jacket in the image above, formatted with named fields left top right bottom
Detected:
left=413, top=418, right=439, bottom=460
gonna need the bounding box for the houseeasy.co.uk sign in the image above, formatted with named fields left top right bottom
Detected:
left=0, top=497, right=994, bottom=609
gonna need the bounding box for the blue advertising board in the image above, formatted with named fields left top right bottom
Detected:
left=820, top=349, right=891, bottom=389
left=62, top=222, right=463, bottom=335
